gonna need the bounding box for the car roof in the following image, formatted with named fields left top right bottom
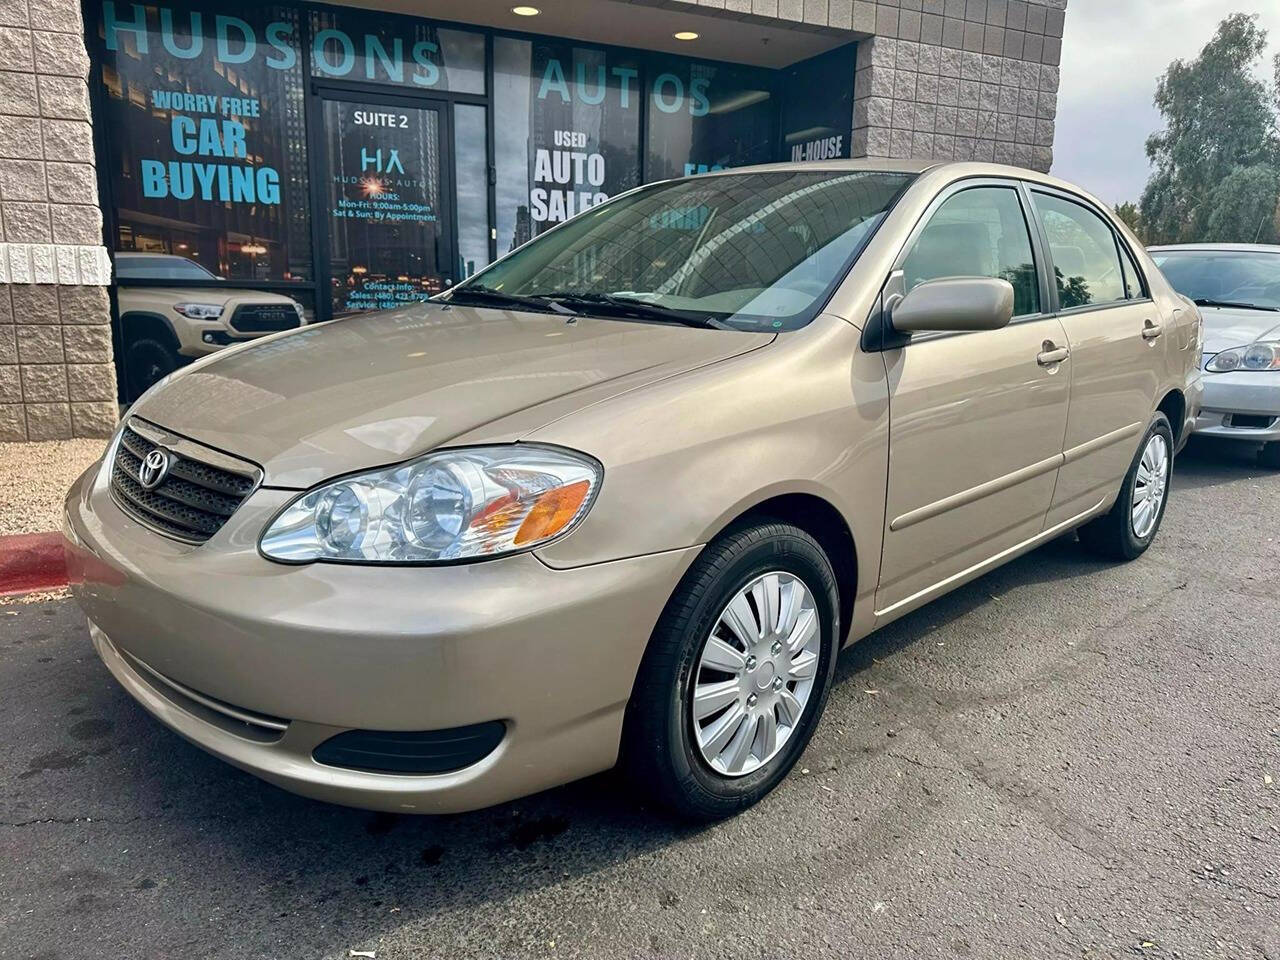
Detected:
left=705, top=158, right=1078, bottom=187
left=715, top=158, right=936, bottom=175
left=114, top=252, right=189, bottom=261
left=699, top=159, right=1116, bottom=213
left=1147, top=243, right=1280, bottom=253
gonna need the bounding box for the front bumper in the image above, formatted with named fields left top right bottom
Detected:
left=1193, top=371, right=1280, bottom=442
left=63, top=462, right=696, bottom=813
left=178, top=324, right=277, bottom=358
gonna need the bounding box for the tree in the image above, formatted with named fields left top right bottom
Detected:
left=1113, top=201, right=1144, bottom=241
left=1056, top=268, right=1091, bottom=309
left=1203, top=164, right=1280, bottom=241
left=1139, top=13, right=1280, bottom=244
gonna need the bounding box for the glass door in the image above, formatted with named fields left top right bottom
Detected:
left=319, top=94, right=455, bottom=317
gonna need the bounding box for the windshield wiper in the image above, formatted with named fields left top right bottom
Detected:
left=538, top=291, right=731, bottom=330
left=1193, top=298, right=1280, bottom=312
left=443, top=287, right=575, bottom=315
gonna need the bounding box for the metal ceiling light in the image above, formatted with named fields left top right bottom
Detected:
left=673, top=31, right=700, bottom=40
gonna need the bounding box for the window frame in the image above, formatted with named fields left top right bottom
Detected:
left=1026, top=185, right=1153, bottom=315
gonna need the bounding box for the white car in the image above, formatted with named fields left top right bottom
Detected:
left=1149, top=243, right=1280, bottom=468
left=115, top=253, right=307, bottom=401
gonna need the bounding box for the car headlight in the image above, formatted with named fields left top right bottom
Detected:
left=174, top=302, right=224, bottom=320
left=1205, top=341, right=1280, bottom=372
left=260, top=445, right=602, bottom=563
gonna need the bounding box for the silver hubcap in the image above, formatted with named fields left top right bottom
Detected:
left=1131, top=433, right=1170, bottom=539
left=691, top=572, right=821, bottom=778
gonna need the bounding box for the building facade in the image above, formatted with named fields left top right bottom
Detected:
left=0, top=0, right=1068, bottom=440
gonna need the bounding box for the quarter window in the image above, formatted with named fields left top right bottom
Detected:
left=902, top=186, right=1040, bottom=317
left=1032, top=193, right=1126, bottom=308
left=1117, top=240, right=1146, bottom=300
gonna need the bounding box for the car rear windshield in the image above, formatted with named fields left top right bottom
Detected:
left=450, top=170, right=915, bottom=331
left=1150, top=249, right=1280, bottom=310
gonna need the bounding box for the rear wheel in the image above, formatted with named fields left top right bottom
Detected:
left=623, top=521, right=839, bottom=821
left=1078, top=413, right=1173, bottom=561
left=1259, top=442, right=1280, bottom=470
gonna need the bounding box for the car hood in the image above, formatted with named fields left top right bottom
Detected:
left=132, top=302, right=774, bottom=488
left=135, top=287, right=298, bottom=304
left=1200, top=306, right=1280, bottom=354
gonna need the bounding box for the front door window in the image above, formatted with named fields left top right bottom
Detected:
left=902, top=185, right=1041, bottom=317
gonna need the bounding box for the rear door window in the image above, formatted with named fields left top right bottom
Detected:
left=1031, top=192, right=1126, bottom=308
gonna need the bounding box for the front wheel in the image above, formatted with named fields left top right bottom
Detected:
left=123, top=335, right=179, bottom=402
left=623, top=522, right=840, bottom=821
left=1078, top=413, right=1173, bottom=561
left=1259, top=441, right=1280, bottom=470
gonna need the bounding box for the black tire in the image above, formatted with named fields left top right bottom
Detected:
left=622, top=521, right=840, bottom=821
left=1259, top=442, right=1280, bottom=470
left=1078, top=413, right=1174, bottom=561
left=123, top=335, right=179, bottom=402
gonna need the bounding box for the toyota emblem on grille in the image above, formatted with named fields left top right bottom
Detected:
left=138, top=448, right=172, bottom=490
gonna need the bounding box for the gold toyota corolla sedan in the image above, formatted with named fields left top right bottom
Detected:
left=64, top=161, right=1203, bottom=820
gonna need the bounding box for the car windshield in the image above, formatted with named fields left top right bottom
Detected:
left=115, top=255, right=219, bottom=282
left=447, top=170, right=915, bottom=331
left=1149, top=249, right=1280, bottom=310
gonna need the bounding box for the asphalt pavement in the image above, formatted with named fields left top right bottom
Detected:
left=1, top=437, right=1277, bottom=960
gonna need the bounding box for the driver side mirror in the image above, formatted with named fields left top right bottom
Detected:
left=889, top=276, right=1015, bottom=333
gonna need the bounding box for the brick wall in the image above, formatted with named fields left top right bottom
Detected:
left=850, top=0, right=1064, bottom=172
left=0, top=0, right=116, bottom=441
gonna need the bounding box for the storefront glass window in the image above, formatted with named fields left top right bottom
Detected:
left=493, top=36, right=642, bottom=253
left=94, top=4, right=860, bottom=325
left=644, top=58, right=777, bottom=181
left=454, top=104, right=492, bottom=280
left=308, top=10, right=485, bottom=94
left=780, top=44, right=856, bottom=163
left=97, top=1, right=311, bottom=282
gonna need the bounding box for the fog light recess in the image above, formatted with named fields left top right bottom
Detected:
left=311, top=720, right=506, bottom=775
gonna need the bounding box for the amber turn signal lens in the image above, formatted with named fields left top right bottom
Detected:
left=514, top=480, right=592, bottom=546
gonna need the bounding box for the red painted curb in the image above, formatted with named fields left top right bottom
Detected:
left=0, top=532, right=68, bottom=597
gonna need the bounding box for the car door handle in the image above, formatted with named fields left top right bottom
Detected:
left=1037, top=344, right=1070, bottom=366
left=1142, top=319, right=1163, bottom=340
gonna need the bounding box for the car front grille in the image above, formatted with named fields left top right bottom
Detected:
left=229, top=303, right=301, bottom=333
left=109, top=422, right=259, bottom=543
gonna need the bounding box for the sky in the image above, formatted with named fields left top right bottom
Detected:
left=1053, top=0, right=1280, bottom=206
